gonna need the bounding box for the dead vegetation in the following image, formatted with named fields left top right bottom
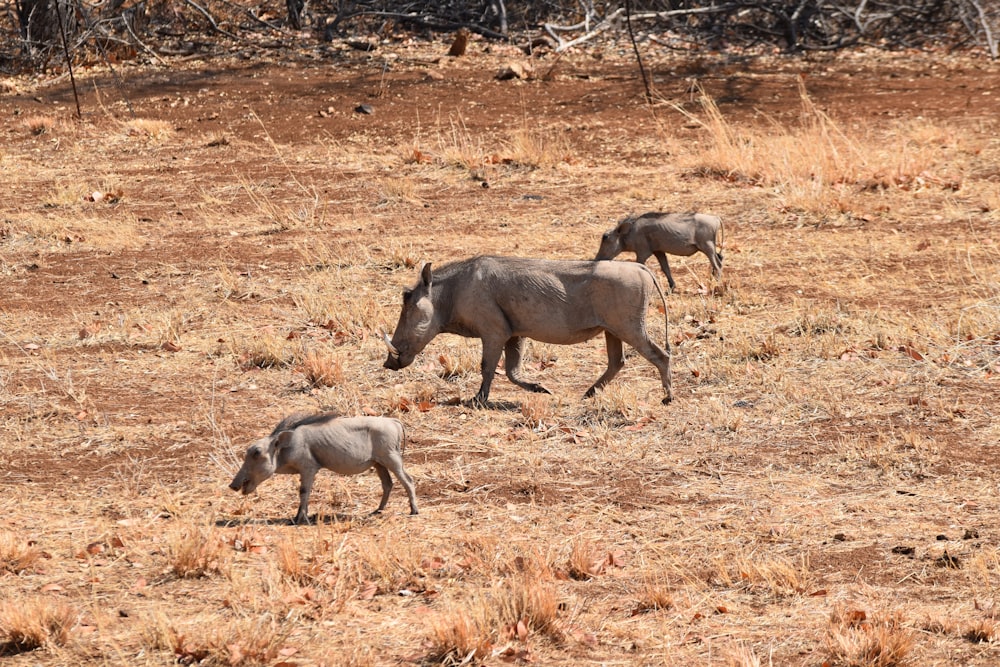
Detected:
left=0, top=44, right=999, bottom=666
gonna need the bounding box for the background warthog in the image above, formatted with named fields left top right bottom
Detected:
left=383, top=256, right=673, bottom=405
left=595, top=212, right=724, bottom=291
left=229, top=413, right=418, bottom=523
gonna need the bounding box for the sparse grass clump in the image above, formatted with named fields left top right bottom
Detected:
left=124, top=118, right=174, bottom=139
left=144, top=614, right=291, bottom=666
left=233, top=333, right=293, bottom=370
left=165, top=523, right=230, bottom=579
left=22, top=115, right=56, bottom=135
left=826, top=608, right=915, bottom=667
left=299, top=348, right=344, bottom=387
left=676, top=79, right=971, bottom=214
left=425, top=574, right=561, bottom=664
left=426, top=601, right=494, bottom=664
left=0, top=531, right=42, bottom=574
left=633, top=577, right=674, bottom=614
left=0, top=598, right=75, bottom=653
left=503, top=125, right=571, bottom=168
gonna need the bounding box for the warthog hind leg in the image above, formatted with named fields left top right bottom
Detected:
left=504, top=337, right=552, bottom=395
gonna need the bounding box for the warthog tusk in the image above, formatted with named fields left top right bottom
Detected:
left=382, top=331, right=399, bottom=357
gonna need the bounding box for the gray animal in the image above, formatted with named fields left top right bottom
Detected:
left=382, top=256, right=673, bottom=405
left=595, top=212, right=723, bottom=291
left=229, top=413, right=418, bottom=524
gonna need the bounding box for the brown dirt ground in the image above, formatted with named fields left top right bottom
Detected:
left=1, top=35, right=999, bottom=666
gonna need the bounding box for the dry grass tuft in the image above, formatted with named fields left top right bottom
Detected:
left=519, top=394, right=558, bottom=429
left=675, top=79, right=967, bottom=213
left=826, top=608, right=915, bottom=667
left=377, top=176, right=423, bottom=206
left=437, top=348, right=479, bottom=379
left=233, top=332, right=293, bottom=370
left=0, top=531, right=42, bottom=574
left=724, top=641, right=765, bottom=667
left=633, top=577, right=674, bottom=614
left=494, top=574, right=562, bottom=639
left=299, top=348, right=344, bottom=388
left=567, top=537, right=601, bottom=581
left=503, top=124, right=571, bottom=168
left=0, top=598, right=75, bottom=653
left=123, top=118, right=174, bottom=139
left=144, top=614, right=291, bottom=666
left=22, top=115, right=57, bottom=135
left=963, top=619, right=997, bottom=643
left=165, top=522, right=230, bottom=579
left=426, top=599, right=494, bottom=665
left=425, top=574, right=562, bottom=664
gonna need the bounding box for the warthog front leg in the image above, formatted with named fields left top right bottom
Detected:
left=652, top=251, right=677, bottom=292
left=584, top=332, right=625, bottom=398
left=293, top=469, right=317, bottom=525
left=504, top=337, right=552, bottom=395
left=473, top=336, right=506, bottom=405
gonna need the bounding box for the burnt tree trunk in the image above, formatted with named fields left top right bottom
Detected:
left=16, top=0, right=78, bottom=63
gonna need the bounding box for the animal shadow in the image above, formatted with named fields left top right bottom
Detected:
left=216, top=511, right=375, bottom=527
left=461, top=398, right=523, bottom=412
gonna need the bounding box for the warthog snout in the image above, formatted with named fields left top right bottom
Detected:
left=382, top=331, right=414, bottom=370
left=229, top=474, right=256, bottom=495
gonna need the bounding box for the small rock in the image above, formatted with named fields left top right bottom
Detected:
left=891, top=545, right=915, bottom=556
left=346, top=39, right=377, bottom=52
left=963, top=528, right=980, bottom=540
left=355, top=104, right=374, bottom=115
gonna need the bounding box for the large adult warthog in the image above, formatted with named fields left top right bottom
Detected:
left=595, top=212, right=723, bottom=291
left=382, top=256, right=673, bottom=405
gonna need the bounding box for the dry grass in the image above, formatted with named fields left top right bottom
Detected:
left=165, top=522, right=231, bottom=579
left=0, top=598, right=75, bottom=653
left=1, top=48, right=999, bottom=667
left=826, top=608, right=916, bottom=667
left=142, top=613, right=291, bottom=666
left=122, top=118, right=174, bottom=139
left=675, top=79, right=969, bottom=215
left=0, top=531, right=42, bottom=574
left=21, top=115, right=57, bottom=135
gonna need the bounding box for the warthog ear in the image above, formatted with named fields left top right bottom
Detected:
left=420, top=262, right=433, bottom=288
left=616, top=219, right=633, bottom=236
left=274, top=430, right=294, bottom=451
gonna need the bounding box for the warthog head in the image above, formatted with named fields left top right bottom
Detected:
left=383, top=263, right=437, bottom=371
left=594, top=219, right=632, bottom=261
left=229, top=433, right=289, bottom=495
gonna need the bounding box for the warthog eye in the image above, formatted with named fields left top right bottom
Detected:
left=402, top=289, right=413, bottom=303
left=602, top=232, right=610, bottom=240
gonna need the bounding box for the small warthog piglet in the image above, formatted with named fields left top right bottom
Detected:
left=229, top=413, right=418, bottom=524
left=596, top=212, right=723, bottom=291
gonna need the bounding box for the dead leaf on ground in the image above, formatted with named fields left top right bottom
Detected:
left=359, top=580, right=378, bottom=600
